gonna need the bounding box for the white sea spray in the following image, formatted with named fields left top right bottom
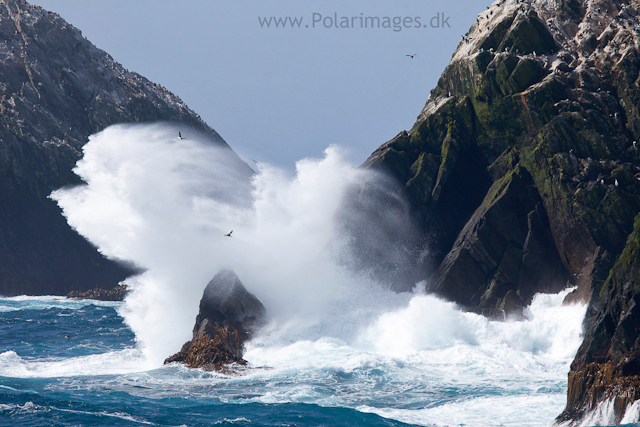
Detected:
left=43, top=123, right=590, bottom=426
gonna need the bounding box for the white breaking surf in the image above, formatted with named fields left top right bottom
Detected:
left=48, top=123, right=588, bottom=427
left=51, top=123, right=397, bottom=364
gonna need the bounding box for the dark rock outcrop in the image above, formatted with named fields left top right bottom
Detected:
left=558, top=214, right=640, bottom=424
left=0, top=0, right=252, bottom=296
left=428, top=166, right=568, bottom=317
left=164, top=270, right=266, bottom=371
left=67, top=284, right=128, bottom=302
left=361, top=0, right=640, bottom=421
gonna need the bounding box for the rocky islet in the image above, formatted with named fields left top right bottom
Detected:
left=164, top=270, right=266, bottom=372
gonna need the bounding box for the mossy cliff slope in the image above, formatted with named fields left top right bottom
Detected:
left=0, top=0, right=250, bottom=296
left=363, top=0, right=640, bottom=422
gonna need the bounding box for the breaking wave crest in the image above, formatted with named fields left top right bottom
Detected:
left=43, top=123, right=589, bottom=426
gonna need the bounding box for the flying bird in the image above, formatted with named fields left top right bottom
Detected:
left=406, top=54, right=417, bottom=58
left=178, top=131, right=185, bottom=140
left=224, top=230, right=233, bottom=237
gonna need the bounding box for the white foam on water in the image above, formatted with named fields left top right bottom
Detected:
left=0, top=401, right=40, bottom=415
left=621, top=400, right=640, bottom=424
left=0, top=296, right=121, bottom=312
left=555, top=398, right=640, bottom=427
left=214, top=418, right=251, bottom=425
left=0, top=349, right=151, bottom=378
left=240, top=288, right=587, bottom=427
left=361, top=289, right=586, bottom=360
left=555, top=400, right=618, bottom=427
left=57, top=408, right=155, bottom=425
left=358, top=394, right=565, bottom=427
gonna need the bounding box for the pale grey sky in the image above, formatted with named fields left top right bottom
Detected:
left=33, top=0, right=488, bottom=169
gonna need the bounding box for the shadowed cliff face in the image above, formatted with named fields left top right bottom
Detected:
left=363, top=0, right=640, bottom=421
left=0, top=0, right=251, bottom=296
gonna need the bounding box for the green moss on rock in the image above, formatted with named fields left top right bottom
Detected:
left=496, top=9, right=558, bottom=55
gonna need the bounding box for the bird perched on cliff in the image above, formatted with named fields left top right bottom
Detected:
left=178, top=131, right=185, bottom=140
left=406, top=54, right=417, bottom=58
left=224, top=230, right=233, bottom=237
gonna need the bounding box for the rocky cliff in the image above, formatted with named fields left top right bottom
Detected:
left=362, top=0, right=640, bottom=421
left=0, top=0, right=250, bottom=296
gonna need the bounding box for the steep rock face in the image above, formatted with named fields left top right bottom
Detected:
left=429, top=166, right=567, bottom=317
left=164, top=270, right=266, bottom=371
left=363, top=0, right=640, bottom=421
left=558, top=214, right=640, bottom=423
left=0, top=0, right=251, bottom=296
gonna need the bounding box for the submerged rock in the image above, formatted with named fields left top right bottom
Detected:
left=67, top=285, right=128, bottom=302
left=164, top=270, right=266, bottom=371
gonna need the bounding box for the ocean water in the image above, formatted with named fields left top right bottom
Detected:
left=0, top=123, right=619, bottom=426
left=0, top=291, right=591, bottom=427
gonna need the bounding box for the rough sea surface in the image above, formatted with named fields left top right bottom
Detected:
left=4, top=124, right=630, bottom=426
left=0, top=291, right=609, bottom=427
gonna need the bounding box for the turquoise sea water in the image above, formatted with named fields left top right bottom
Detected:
left=0, top=293, right=606, bottom=427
